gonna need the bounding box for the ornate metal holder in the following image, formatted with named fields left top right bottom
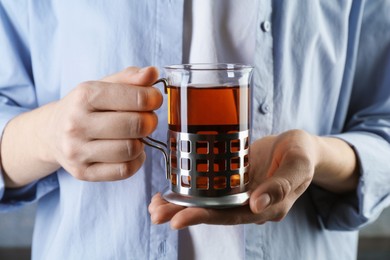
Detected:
left=143, top=130, right=250, bottom=208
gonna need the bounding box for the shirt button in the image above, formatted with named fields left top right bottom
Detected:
left=158, top=241, right=166, bottom=255
left=261, top=21, right=271, bottom=32
left=259, top=103, right=270, bottom=114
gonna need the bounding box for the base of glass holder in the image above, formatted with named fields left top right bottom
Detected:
left=163, top=190, right=250, bottom=208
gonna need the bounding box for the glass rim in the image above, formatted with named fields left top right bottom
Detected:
left=164, top=63, right=254, bottom=71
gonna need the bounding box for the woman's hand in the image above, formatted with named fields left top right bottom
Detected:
left=1, top=66, right=162, bottom=187
left=148, top=129, right=358, bottom=229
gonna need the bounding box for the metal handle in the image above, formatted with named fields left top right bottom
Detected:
left=141, top=136, right=170, bottom=180
left=154, top=78, right=169, bottom=94
left=141, top=78, right=170, bottom=180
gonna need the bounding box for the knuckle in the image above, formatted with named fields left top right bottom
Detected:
left=61, top=141, right=89, bottom=166
left=124, top=66, right=139, bottom=74
left=71, top=166, right=88, bottom=181
left=132, top=113, right=144, bottom=136
left=281, top=130, right=315, bottom=169
left=136, top=88, right=162, bottom=111
left=74, top=81, right=101, bottom=109
left=136, top=89, right=149, bottom=110
left=129, top=113, right=155, bottom=137
left=125, top=140, right=142, bottom=159
left=149, top=112, right=159, bottom=132
left=284, top=147, right=310, bottom=162
left=74, top=81, right=92, bottom=103
left=63, top=116, right=82, bottom=137
left=62, top=141, right=80, bottom=162
left=283, top=148, right=314, bottom=173
left=273, top=177, right=292, bottom=203
left=285, top=129, right=311, bottom=141
left=148, top=88, right=163, bottom=109
left=295, top=178, right=312, bottom=195
left=288, top=128, right=306, bottom=136
left=118, top=163, right=135, bottom=179
left=75, top=81, right=92, bottom=92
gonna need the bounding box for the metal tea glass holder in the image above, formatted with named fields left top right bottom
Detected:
left=142, top=130, right=250, bottom=208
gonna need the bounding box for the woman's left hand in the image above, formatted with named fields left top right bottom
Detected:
left=148, top=129, right=358, bottom=229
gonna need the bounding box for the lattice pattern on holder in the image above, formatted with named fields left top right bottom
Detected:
left=169, top=130, right=250, bottom=197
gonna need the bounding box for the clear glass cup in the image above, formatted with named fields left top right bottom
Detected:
left=143, top=63, right=253, bottom=208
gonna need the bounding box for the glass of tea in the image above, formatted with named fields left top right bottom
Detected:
left=143, top=63, right=253, bottom=208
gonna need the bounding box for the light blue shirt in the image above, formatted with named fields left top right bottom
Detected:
left=1, top=1, right=390, bottom=259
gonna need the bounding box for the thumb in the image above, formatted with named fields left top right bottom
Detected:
left=102, top=66, right=159, bottom=85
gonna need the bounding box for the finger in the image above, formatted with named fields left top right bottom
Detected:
left=85, top=111, right=158, bottom=139
left=149, top=193, right=170, bottom=215
left=79, top=152, right=146, bottom=181
left=148, top=194, right=185, bottom=224
left=170, top=200, right=295, bottom=228
left=102, top=66, right=159, bottom=86
left=149, top=193, right=164, bottom=215
left=170, top=206, right=258, bottom=229
left=76, top=81, right=163, bottom=112
left=250, top=155, right=313, bottom=214
left=82, top=139, right=144, bottom=163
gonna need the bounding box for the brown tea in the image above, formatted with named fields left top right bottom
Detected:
left=167, top=85, right=250, bottom=133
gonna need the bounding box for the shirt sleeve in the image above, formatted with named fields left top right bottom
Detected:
left=0, top=1, right=59, bottom=211
left=309, top=1, right=390, bottom=231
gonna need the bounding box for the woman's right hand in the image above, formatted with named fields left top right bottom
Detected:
left=1, top=66, right=162, bottom=186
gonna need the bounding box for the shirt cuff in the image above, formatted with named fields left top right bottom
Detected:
left=310, top=131, right=390, bottom=231
left=0, top=173, right=59, bottom=212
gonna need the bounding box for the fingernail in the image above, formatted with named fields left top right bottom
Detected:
left=254, top=193, right=271, bottom=213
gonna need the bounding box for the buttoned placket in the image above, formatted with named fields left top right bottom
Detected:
left=250, top=2, right=274, bottom=140
left=245, top=0, right=274, bottom=259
